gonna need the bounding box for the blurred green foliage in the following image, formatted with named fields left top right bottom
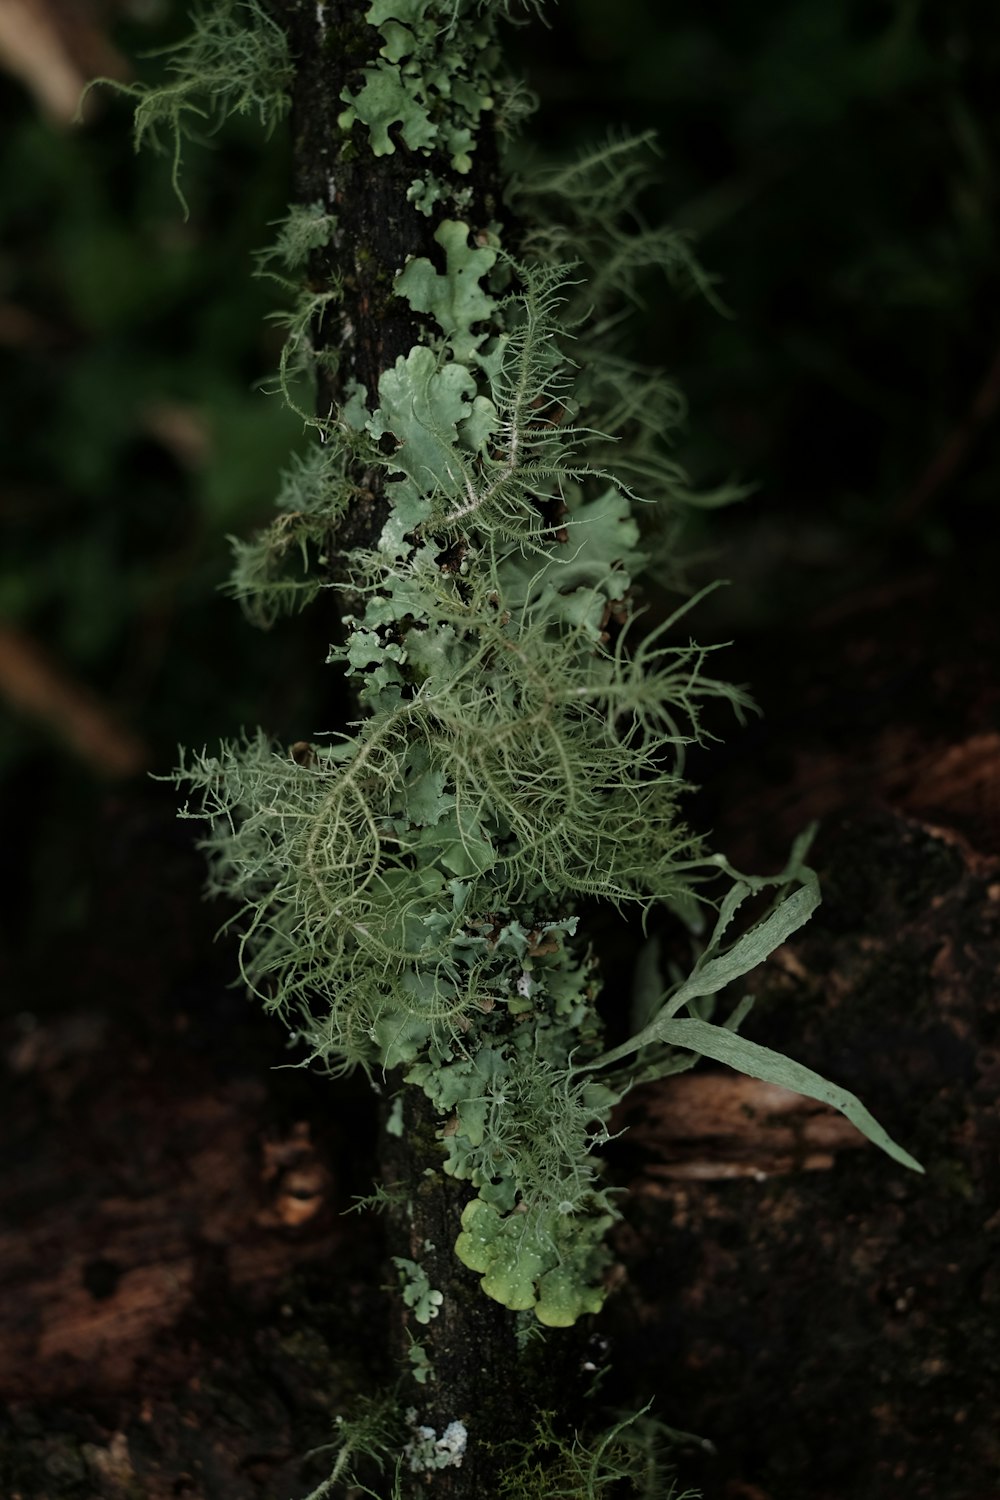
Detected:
left=0, top=7, right=303, bottom=761
left=0, top=7, right=310, bottom=954
left=516, top=0, right=1000, bottom=620
left=2, top=0, right=998, bottom=950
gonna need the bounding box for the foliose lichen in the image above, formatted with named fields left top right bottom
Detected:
left=163, top=0, right=919, bottom=1337
left=338, top=1, right=499, bottom=173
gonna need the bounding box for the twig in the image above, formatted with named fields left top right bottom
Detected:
left=0, top=624, right=148, bottom=777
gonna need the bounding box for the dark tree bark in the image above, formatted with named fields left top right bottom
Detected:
left=264, top=7, right=554, bottom=1492
left=381, top=1092, right=535, bottom=1497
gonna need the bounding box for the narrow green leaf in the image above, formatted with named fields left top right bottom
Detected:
left=671, top=877, right=819, bottom=1018
left=629, top=934, right=663, bottom=1032
left=592, top=869, right=820, bottom=1071
left=657, top=1018, right=923, bottom=1174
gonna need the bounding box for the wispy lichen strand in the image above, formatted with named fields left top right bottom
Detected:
left=83, top=0, right=291, bottom=213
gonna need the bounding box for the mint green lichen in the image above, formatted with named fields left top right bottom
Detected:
left=368, top=0, right=426, bottom=24
left=83, top=0, right=291, bottom=215
left=338, top=59, right=437, bottom=156
left=181, top=244, right=741, bottom=1316
left=393, top=1257, right=444, bottom=1324
left=256, top=201, right=338, bottom=274
left=404, top=1413, right=468, bottom=1473
left=181, top=208, right=919, bottom=1313
left=368, top=345, right=478, bottom=496
left=338, top=0, right=498, bottom=173
left=395, top=220, right=499, bottom=363
left=407, top=175, right=442, bottom=216
left=407, top=1339, right=433, bottom=1384
left=407, top=173, right=473, bottom=217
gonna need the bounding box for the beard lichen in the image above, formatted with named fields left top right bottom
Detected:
left=81, top=0, right=292, bottom=216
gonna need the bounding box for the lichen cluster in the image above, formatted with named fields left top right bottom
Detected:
left=137, top=0, right=919, bottom=1338
left=337, top=0, right=500, bottom=173
left=183, top=202, right=741, bottom=1322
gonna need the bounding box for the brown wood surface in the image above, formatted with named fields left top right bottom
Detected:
left=0, top=793, right=384, bottom=1497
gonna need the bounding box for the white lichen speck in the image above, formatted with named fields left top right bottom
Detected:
left=404, top=1416, right=468, bottom=1472
left=437, top=1421, right=468, bottom=1464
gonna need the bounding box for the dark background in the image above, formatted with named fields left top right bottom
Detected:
left=1, top=2, right=998, bottom=1496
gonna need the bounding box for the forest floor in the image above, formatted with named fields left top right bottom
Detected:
left=1, top=550, right=998, bottom=1500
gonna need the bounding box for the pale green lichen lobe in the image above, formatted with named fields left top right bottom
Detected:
left=338, top=0, right=497, bottom=172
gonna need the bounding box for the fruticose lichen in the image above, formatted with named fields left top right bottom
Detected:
left=152, top=0, right=920, bottom=1336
